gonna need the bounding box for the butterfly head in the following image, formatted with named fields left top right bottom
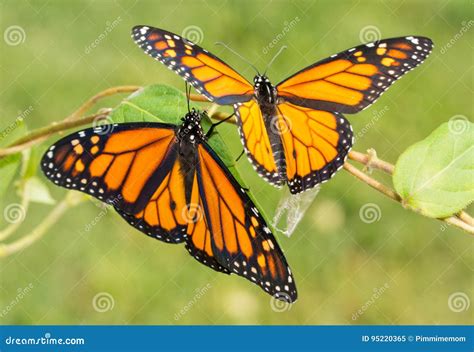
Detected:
left=177, top=108, right=204, bottom=144
left=254, top=75, right=276, bottom=105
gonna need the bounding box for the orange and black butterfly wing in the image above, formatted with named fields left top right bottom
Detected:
left=132, top=26, right=254, bottom=105
left=186, top=142, right=297, bottom=300
left=234, top=99, right=284, bottom=187
left=274, top=103, right=353, bottom=193
left=277, top=36, right=433, bottom=113
left=41, top=123, right=189, bottom=243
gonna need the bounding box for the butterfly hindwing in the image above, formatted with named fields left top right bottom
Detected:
left=132, top=26, right=254, bottom=104
left=277, top=36, right=433, bottom=113
left=190, top=142, right=297, bottom=300
left=234, top=99, right=284, bottom=187
left=41, top=123, right=189, bottom=243
left=275, top=103, right=353, bottom=193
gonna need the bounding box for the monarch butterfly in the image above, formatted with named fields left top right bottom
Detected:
left=41, top=109, right=297, bottom=302
left=132, top=26, right=433, bottom=193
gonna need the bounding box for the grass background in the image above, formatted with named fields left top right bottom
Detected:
left=1, top=0, right=472, bottom=324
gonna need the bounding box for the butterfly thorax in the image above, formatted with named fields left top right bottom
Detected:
left=254, top=75, right=277, bottom=108
left=176, top=109, right=205, bottom=145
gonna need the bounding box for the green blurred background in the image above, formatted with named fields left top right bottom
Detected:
left=1, top=0, right=472, bottom=324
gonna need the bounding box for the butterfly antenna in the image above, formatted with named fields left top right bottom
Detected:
left=263, top=45, right=287, bottom=75
left=215, top=41, right=259, bottom=75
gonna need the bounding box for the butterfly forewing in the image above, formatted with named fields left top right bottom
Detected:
left=277, top=36, right=433, bottom=113
left=42, top=118, right=297, bottom=301
left=132, top=26, right=253, bottom=104
left=41, top=123, right=190, bottom=243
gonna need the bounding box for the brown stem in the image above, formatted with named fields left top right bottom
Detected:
left=65, top=85, right=141, bottom=121
left=0, top=113, right=107, bottom=157
left=343, top=162, right=401, bottom=202
left=189, top=93, right=209, bottom=102
left=1, top=85, right=471, bottom=237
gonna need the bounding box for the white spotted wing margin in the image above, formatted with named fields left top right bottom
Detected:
left=188, top=141, right=297, bottom=302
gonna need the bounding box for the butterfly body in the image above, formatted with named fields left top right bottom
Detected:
left=132, top=26, right=433, bottom=194
left=41, top=109, right=297, bottom=301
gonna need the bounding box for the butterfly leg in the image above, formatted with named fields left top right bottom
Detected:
left=235, top=149, right=245, bottom=162
left=205, top=113, right=235, bottom=138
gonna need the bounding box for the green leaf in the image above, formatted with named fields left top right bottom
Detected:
left=110, top=84, right=189, bottom=125
left=23, top=176, right=55, bottom=205
left=393, top=121, right=474, bottom=218
left=0, top=154, right=21, bottom=197
left=109, top=84, right=240, bottom=182
left=0, top=120, right=27, bottom=198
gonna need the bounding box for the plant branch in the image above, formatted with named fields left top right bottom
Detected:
left=345, top=149, right=473, bottom=235
left=65, top=85, right=141, bottom=121
left=0, top=113, right=109, bottom=158
left=0, top=192, right=83, bottom=258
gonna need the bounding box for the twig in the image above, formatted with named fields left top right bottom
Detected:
left=345, top=150, right=473, bottom=236
left=343, top=162, right=401, bottom=202
left=65, top=85, right=141, bottom=121
left=0, top=192, right=83, bottom=258
left=189, top=93, right=209, bottom=102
